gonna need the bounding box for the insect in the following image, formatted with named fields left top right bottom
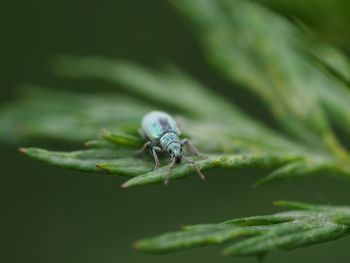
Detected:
left=135, top=111, right=207, bottom=184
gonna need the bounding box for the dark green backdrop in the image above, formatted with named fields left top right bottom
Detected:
left=2, top=1, right=350, bottom=262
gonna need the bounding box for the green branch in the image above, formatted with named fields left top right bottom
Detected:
left=135, top=201, right=350, bottom=258
left=18, top=128, right=350, bottom=188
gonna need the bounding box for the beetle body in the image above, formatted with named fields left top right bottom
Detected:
left=136, top=111, right=207, bottom=184
left=141, top=111, right=180, bottom=141
left=141, top=111, right=182, bottom=163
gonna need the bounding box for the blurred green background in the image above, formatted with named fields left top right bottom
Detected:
left=2, top=0, right=350, bottom=262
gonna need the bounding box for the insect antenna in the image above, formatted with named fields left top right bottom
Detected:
left=182, top=156, right=206, bottom=181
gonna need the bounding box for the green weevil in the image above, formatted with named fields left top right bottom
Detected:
left=135, top=111, right=207, bottom=184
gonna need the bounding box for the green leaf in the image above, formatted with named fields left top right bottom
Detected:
left=253, top=157, right=327, bottom=187
left=0, top=86, right=152, bottom=143
left=301, top=37, right=350, bottom=135
left=19, top=126, right=306, bottom=188
left=135, top=201, right=350, bottom=258
left=19, top=143, right=153, bottom=176
left=101, top=130, right=144, bottom=147
left=18, top=124, right=350, bottom=188
left=53, top=55, right=245, bottom=122
left=120, top=153, right=299, bottom=188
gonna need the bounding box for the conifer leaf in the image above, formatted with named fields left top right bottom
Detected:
left=0, top=86, right=151, bottom=143
left=120, top=153, right=298, bottom=188
left=53, top=55, right=245, bottom=123
left=19, top=144, right=147, bottom=175
left=301, top=39, right=350, bottom=134
left=135, top=201, right=350, bottom=258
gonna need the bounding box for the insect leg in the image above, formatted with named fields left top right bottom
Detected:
left=134, top=141, right=161, bottom=170
left=164, top=158, right=176, bottom=185
left=181, top=138, right=207, bottom=159
left=151, top=147, right=161, bottom=170
left=134, top=141, right=151, bottom=155
left=183, top=156, right=206, bottom=181
left=153, top=146, right=162, bottom=152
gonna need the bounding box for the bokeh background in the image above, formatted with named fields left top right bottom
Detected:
left=2, top=1, right=350, bottom=262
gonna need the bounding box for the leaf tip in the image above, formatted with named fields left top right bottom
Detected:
left=221, top=248, right=231, bottom=256
left=273, top=200, right=312, bottom=210
left=253, top=175, right=274, bottom=188
left=18, top=147, right=25, bottom=153
left=132, top=241, right=140, bottom=250
left=96, top=164, right=110, bottom=172
left=273, top=200, right=286, bottom=207
left=252, top=181, right=262, bottom=189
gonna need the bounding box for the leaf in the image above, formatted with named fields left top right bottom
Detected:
left=135, top=201, right=350, bottom=258
left=101, top=130, right=144, bottom=147
left=19, top=142, right=153, bottom=176
left=19, top=127, right=304, bottom=187
left=120, top=153, right=299, bottom=188
left=18, top=126, right=350, bottom=188
left=0, top=85, right=152, bottom=143
left=253, top=157, right=327, bottom=187
left=53, top=55, right=246, bottom=123
left=301, top=37, right=350, bottom=135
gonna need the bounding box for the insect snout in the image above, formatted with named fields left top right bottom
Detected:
left=168, top=144, right=182, bottom=163
left=174, top=155, right=182, bottom=164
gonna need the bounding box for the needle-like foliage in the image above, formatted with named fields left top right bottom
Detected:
left=135, top=201, right=350, bottom=259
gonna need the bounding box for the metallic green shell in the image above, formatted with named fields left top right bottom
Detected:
left=141, top=111, right=181, bottom=142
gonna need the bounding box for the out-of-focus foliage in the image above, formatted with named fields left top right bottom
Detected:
left=173, top=0, right=350, bottom=158
left=136, top=201, right=350, bottom=259
left=259, top=0, right=350, bottom=49
left=0, top=86, right=152, bottom=143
